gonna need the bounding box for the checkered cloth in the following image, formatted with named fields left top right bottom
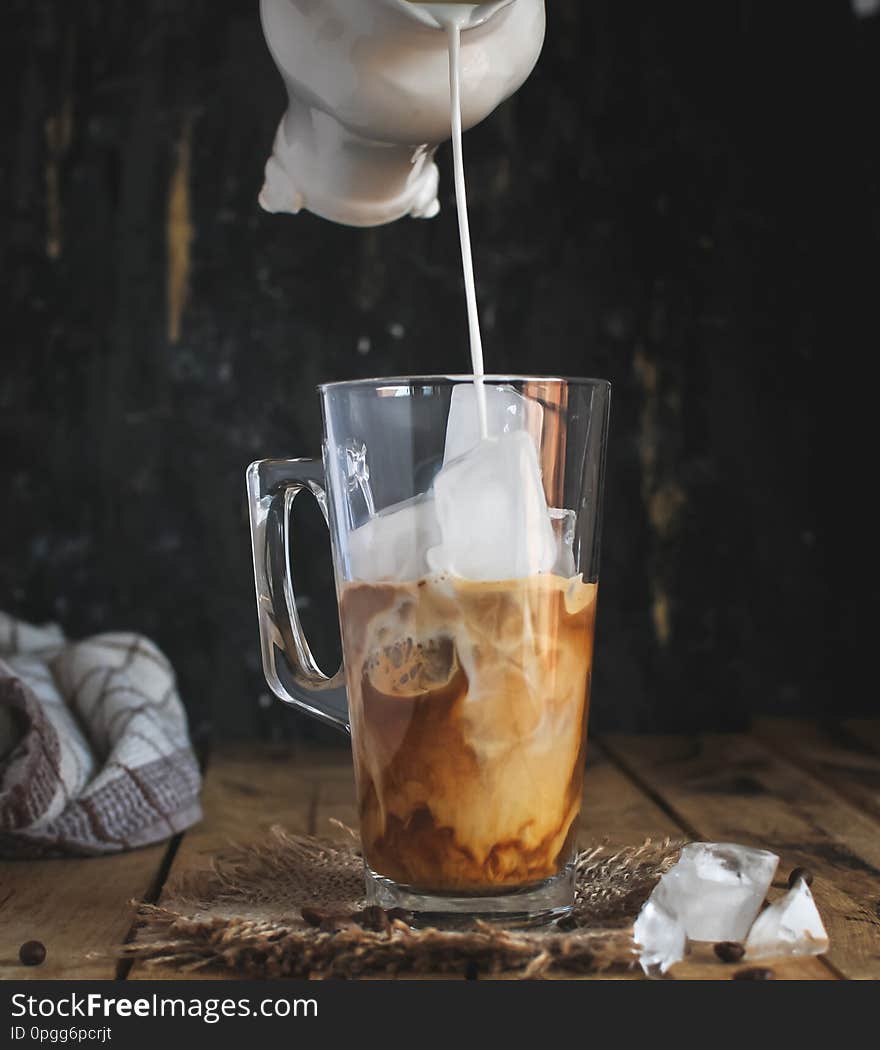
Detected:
left=0, top=613, right=202, bottom=858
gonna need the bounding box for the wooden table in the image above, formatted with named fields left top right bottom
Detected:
left=3, top=718, right=879, bottom=981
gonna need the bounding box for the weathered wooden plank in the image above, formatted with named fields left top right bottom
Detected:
left=579, top=744, right=685, bottom=846
left=602, top=733, right=879, bottom=979
left=753, top=718, right=880, bottom=825
left=0, top=843, right=171, bottom=980
left=485, top=971, right=643, bottom=981
left=668, top=943, right=836, bottom=981
left=161, top=743, right=316, bottom=860
left=843, top=719, right=880, bottom=756
left=491, top=949, right=834, bottom=981
left=295, top=745, right=358, bottom=841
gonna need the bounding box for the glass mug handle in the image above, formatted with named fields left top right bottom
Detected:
left=246, top=458, right=349, bottom=733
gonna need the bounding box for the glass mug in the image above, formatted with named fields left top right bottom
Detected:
left=247, top=375, right=610, bottom=925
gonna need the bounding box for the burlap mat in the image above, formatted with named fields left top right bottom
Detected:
left=125, top=826, right=684, bottom=979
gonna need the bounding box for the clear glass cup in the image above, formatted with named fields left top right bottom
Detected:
left=247, top=375, right=611, bottom=925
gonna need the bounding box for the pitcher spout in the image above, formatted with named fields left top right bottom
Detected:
left=391, top=1, right=518, bottom=31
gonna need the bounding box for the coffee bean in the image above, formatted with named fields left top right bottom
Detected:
left=714, top=941, right=745, bottom=963
left=788, top=866, right=814, bottom=888
left=733, top=966, right=775, bottom=980
left=353, top=905, right=391, bottom=933
left=300, top=906, right=326, bottom=928
left=19, top=941, right=46, bottom=967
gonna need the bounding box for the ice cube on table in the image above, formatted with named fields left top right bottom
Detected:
left=745, top=878, right=829, bottom=959
left=633, top=898, right=687, bottom=976
left=651, top=842, right=779, bottom=943
left=443, top=383, right=544, bottom=464
left=347, top=494, right=440, bottom=583
left=431, top=431, right=557, bottom=581
left=549, top=507, right=577, bottom=577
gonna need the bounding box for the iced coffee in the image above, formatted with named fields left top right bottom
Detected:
left=338, top=386, right=598, bottom=894
left=341, top=572, right=596, bottom=892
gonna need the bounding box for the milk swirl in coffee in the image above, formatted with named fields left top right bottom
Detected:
left=343, top=573, right=596, bottom=891
left=337, top=7, right=597, bottom=897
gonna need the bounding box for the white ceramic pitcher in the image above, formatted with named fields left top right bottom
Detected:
left=259, top=0, right=546, bottom=227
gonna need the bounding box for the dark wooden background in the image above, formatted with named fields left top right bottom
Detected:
left=2, top=1, right=876, bottom=742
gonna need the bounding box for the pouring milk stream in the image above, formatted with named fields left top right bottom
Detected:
left=424, top=3, right=490, bottom=437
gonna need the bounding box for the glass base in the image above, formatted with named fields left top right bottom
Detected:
left=364, top=864, right=574, bottom=929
